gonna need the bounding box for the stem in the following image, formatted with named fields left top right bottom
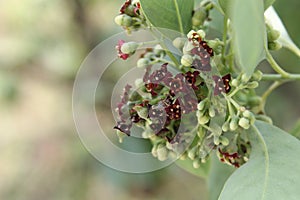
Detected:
left=173, top=0, right=184, bottom=35
left=259, top=81, right=284, bottom=113
left=265, top=49, right=290, bottom=77
left=221, top=17, right=228, bottom=66
left=262, top=74, right=300, bottom=81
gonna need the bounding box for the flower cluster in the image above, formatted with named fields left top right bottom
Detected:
left=114, top=0, right=146, bottom=33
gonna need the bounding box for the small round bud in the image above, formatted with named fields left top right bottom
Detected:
left=137, top=58, right=149, bottom=68
left=198, top=114, right=210, bottom=125
left=207, top=39, right=221, bottom=50
left=192, top=8, right=207, bottom=27
left=181, top=54, right=193, bottom=66
left=242, top=110, right=252, bottom=118
left=219, top=136, right=229, bottom=146
left=121, top=42, right=139, bottom=54
left=157, top=144, right=168, bottom=161
left=214, top=136, right=220, bottom=145
left=241, top=73, right=251, bottom=83
left=197, top=100, right=207, bottom=111
left=114, top=14, right=132, bottom=27
left=238, top=117, right=250, bottom=129
left=208, top=107, right=216, bottom=118
left=246, top=81, right=259, bottom=89
left=188, top=146, right=198, bottom=160
left=229, top=116, right=239, bottom=131
left=267, top=29, right=280, bottom=42
left=231, top=79, right=239, bottom=87
left=193, top=159, right=201, bottom=169
left=252, top=70, right=263, bottom=81
left=197, top=30, right=206, bottom=39
left=268, top=41, right=282, bottom=51
left=173, top=37, right=186, bottom=50
left=222, top=121, right=229, bottom=132
left=153, top=45, right=164, bottom=56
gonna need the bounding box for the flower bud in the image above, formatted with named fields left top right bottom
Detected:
left=241, top=73, right=251, bottom=83
left=242, top=110, right=252, bottom=118
left=192, top=8, right=207, bottom=27
left=153, top=45, right=164, bottom=56
left=267, top=29, right=280, bottom=42
left=231, top=79, right=239, bottom=87
left=238, top=117, right=250, bottom=129
left=197, top=99, right=207, bottom=111
left=173, top=37, right=186, bottom=50
left=137, top=58, right=150, bottom=68
left=214, top=136, right=220, bottom=145
left=219, top=136, right=229, bottom=146
left=252, top=70, right=263, bottom=81
left=157, top=144, right=168, bottom=161
left=268, top=41, right=282, bottom=51
left=114, top=14, right=132, bottom=27
left=121, top=42, right=139, bottom=54
left=188, top=146, right=198, bottom=160
left=222, top=121, right=229, bottom=132
left=208, top=107, right=216, bottom=118
left=181, top=54, right=193, bottom=66
left=193, top=159, right=201, bottom=169
left=198, top=114, right=210, bottom=125
left=246, top=81, right=259, bottom=89
left=230, top=116, right=239, bottom=131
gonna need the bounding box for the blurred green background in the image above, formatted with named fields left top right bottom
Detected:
left=0, top=0, right=299, bottom=199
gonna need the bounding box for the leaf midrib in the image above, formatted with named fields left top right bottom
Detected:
left=173, top=0, right=184, bottom=34
left=253, top=124, right=270, bottom=200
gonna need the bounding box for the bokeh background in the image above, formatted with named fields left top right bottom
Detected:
left=0, top=0, right=299, bottom=199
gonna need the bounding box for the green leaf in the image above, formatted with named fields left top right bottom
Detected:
left=290, top=120, right=300, bottom=140
left=207, top=154, right=235, bottom=200
left=219, top=121, right=300, bottom=200
left=230, top=0, right=266, bottom=76
left=139, top=0, right=194, bottom=34
left=219, top=0, right=275, bottom=13
left=175, top=158, right=210, bottom=179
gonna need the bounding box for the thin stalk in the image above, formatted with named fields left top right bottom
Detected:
left=265, top=48, right=290, bottom=77
left=262, top=74, right=300, bottom=81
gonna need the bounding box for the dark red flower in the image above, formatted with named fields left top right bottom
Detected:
left=192, top=58, right=211, bottom=71
left=149, top=63, right=172, bottom=84
left=114, top=121, right=132, bottom=136
left=184, top=71, right=200, bottom=90
left=179, top=94, right=198, bottom=114
left=116, top=40, right=130, bottom=60
left=165, top=99, right=181, bottom=120
left=213, top=74, right=231, bottom=95
left=120, top=0, right=132, bottom=14
left=168, top=73, right=188, bottom=94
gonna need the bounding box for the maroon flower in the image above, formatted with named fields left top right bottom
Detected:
left=192, top=58, right=211, bottom=71
left=114, top=121, right=132, bottom=136
left=168, top=73, right=188, bottom=94
left=179, top=94, right=198, bottom=114
left=116, top=40, right=130, bottom=60
left=165, top=99, right=181, bottom=120
left=120, top=0, right=131, bottom=14
left=120, top=0, right=140, bottom=17
left=149, top=63, right=172, bottom=84
left=218, top=148, right=240, bottom=168
left=184, top=71, right=200, bottom=90
left=213, top=74, right=231, bottom=95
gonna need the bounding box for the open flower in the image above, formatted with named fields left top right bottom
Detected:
left=213, top=74, right=231, bottom=95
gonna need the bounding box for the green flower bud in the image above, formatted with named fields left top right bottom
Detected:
left=219, top=136, right=229, bottom=146
left=114, top=14, right=132, bottom=27
left=192, top=8, right=207, bottom=27
left=188, top=146, right=198, bottom=160
left=214, top=136, right=220, bottom=145
left=207, top=39, right=221, bottom=50
left=267, top=29, right=280, bottom=42
left=157, top=144, right=168, bottom=161
left=173, top=37, right=186, bottom=50
left=198, top=114, right=210, bottom=125
left=246, top=81, right=259, bottom=89
left=193, top=159, right=201, bottom=169
left=151, top=145, right=158, bottom=157
left=242, top=110, right=252, bottom=118
left=197, top=99, right=207, bottom=111
left=222, top=121, right=229, bottom=132
left=238, top=117, right=250, bottom=129
left=231, top=79, right=239, bottom=87
left=230, top=116, right=239, bottom=131
left=121, top=42, right=139, bottom=54
left=137, top=58, right=150, bottom=68
left=153, top=45, right=165, bottom=56
left=268, top=41, right=282, bottom=51
left=181, top=54, right=193, bottom=66
left=208, top=107, right=216, bottom=118
left=241, top=73, right=251, bottom=83
left=252, top=70, right=263, bottom=81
